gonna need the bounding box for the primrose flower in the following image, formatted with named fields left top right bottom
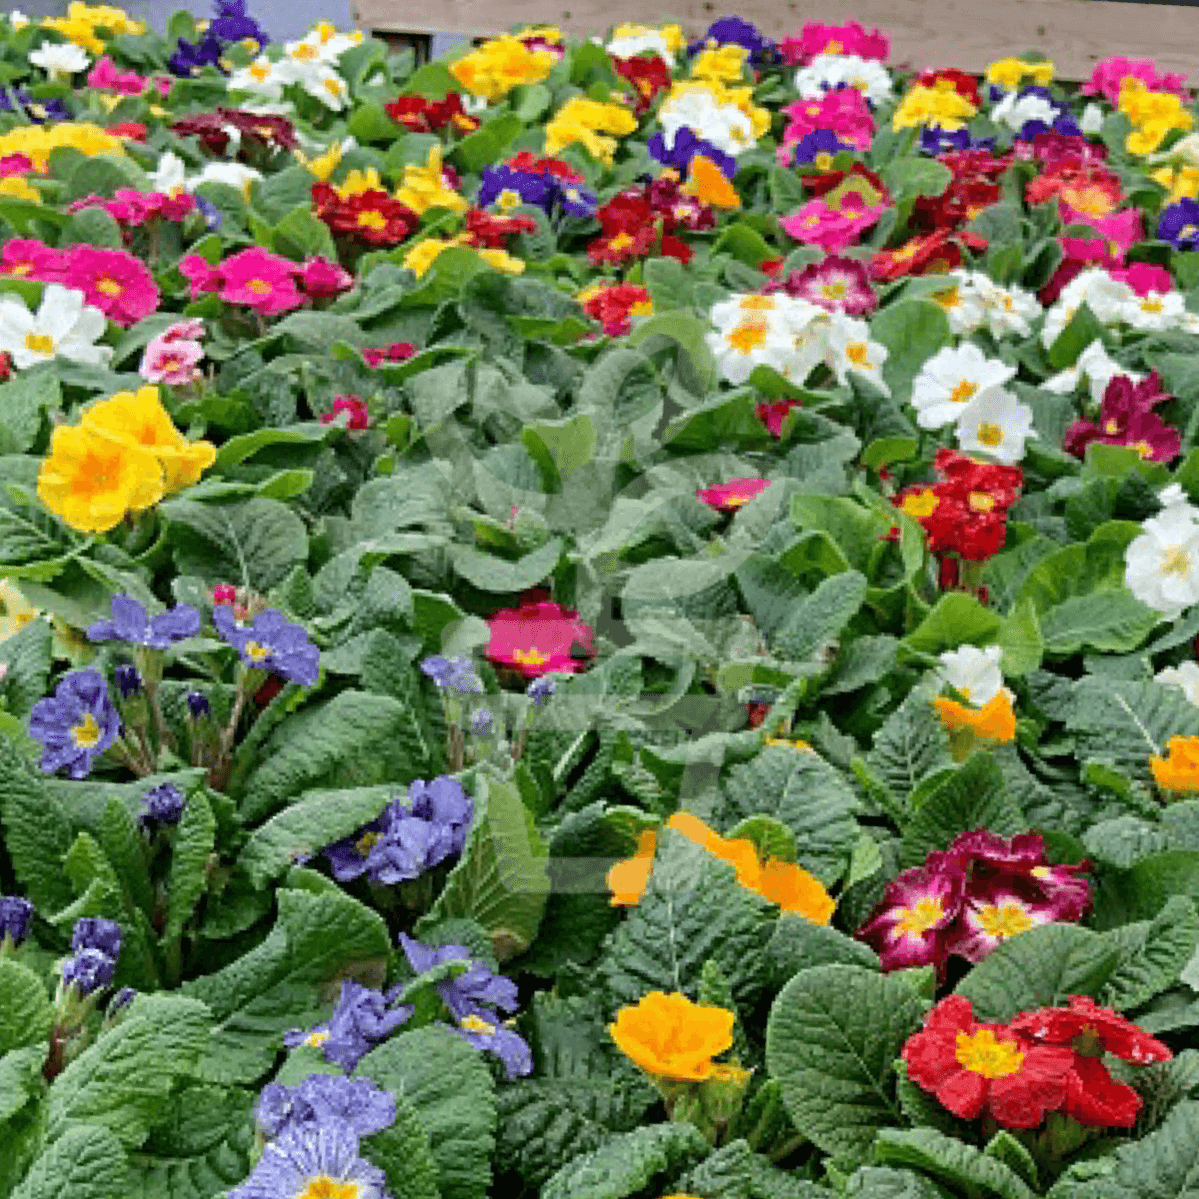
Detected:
left=255, top=1074, right=396, bottom=1142
left=215, top=247, right=304, bottom=316
left=1157, top=661, right=1199, bottom=706
left=1124, top=499, right=1199, bottom=618
left=420, top=655, right=484, bottom=694
left=911, top=344, right=1017, bottom=430
left=823, top=312, right=889, bottom=394
left=0, top=895, right=34, bottom=947
left=857, top=864, right=964, bottom=972
left=608, top=830, right=658, bottom=906
left=1150, top=735, right=1199, bottom=792
left=63, top=947, right=117, bottom=994
left=29, top=41, right=90, bottom=77
left=795, top=53, right=893, bottom=107
left=88, top=594, right=200, bottom=649
left=936, top=645, right=1008, bottom=706
left=933, top=692, right=1018, bottom=741
left=544, top=95, right=638, bottom=165
left=213, top=606, right=320, bottom=686
left=609, top=991, right=735, bottom=1082
left=284, top=980, right=413, bottom=1072
left=954, top=387, right=1035, bottom=465
left=486, top=601, right=594, bottom=678
left=395, top=146, right=468, bottom=215
left=0, top=283, right=112, bottom=370
left=696, top=477, right=772, bottom=513
left=29, top=670, right=121, bottom=778
left=140, top=782, right=187, bottom=829
left=893, top=84, right=977, bottom=131
left=449, top=34, right=556, bottom=101
left=228, top=1121, right=387, bottom=1199
left=606, top=22, right=685, bottom=65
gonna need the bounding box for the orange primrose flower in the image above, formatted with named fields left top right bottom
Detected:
left=608, top=990, right=735, bottom=1081
left=607, top=829, right=658, bottom=905
left=1151, top=734, right=1199, bottom=792
left=933, top=691, right=1016, bottom=742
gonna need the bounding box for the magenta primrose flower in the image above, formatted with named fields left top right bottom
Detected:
left=1063, top=370, right=1180, bottom=463
left=774, top=254, right=878, bottom=315
left=778, top=19, right=890, bottom=65
left=696, top=477, right=772, bottom=512
left=1083, top=54, right=1189, bottom=106
left=781, top=196, right=887, bottom=251
left=62, top=244, right=160, bottom=326
left=856, top=829, right=1092, bottom=976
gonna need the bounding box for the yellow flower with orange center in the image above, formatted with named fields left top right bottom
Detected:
left=1150, top=734, right=1199, bottom=792
left=79, top=386, right=216, bottom=496
left=449, top=34, right=556, bottom=101
left=609, top=991, right=734, bottom=1081
left=544, top=96, right=638, bottom=166
left=395, top=146, right=468, bottom=216
left=933, top=692, right=1017, bottom=742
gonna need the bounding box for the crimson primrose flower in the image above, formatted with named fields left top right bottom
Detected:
left=696, top=477, right=772, bottom=513
left=312, top=183, right=419, bottom=247
left=1063, top=371, right=1180, bottom=463
left=856, top=863, right=965, bottom=973
left=1010, top=996, right=1172, bottom=1127
left=903, top=996, right=1075, bottom=1129
left=486, top=600, right=594, bottom=678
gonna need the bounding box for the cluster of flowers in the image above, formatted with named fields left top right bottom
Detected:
left=905, top=994, right=1169, bottom=1129
left=607, top=810, right=837, bottom=921
left=930, top=643, right=1019, bottom=743
left=857, top=828, right=1091, bottom=975
left=477, top=150, right=598, bottom=221
left=322, top=777, right=474, bottom=885
left=1064, top=369, right=1179, bottom=463
left=180, top=246, right=352, bottom=315
left=61, top=916, right=122, bottom=995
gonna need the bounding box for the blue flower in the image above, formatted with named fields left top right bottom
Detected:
left=648, top=127, right=737, bottom=179
left=407, top=777, right=473, bottom=856
left=454, top=1011, right=534, bottom=1079
left=0, top=896, right=33, bottom=947
left=689, top=15, right=774, bottom=62
left=477, top=166, right=556, bottom=214
left=397, top=934, right=519, bottom=1018
left=213, top=606, right=319, bottom=685
left=284, top=981, right=412, bottom=1072
left=229, top=1121, right=386, bottom=1199
left=255, top=1074, right=396, bottom=1141
left=419, top=654, right=484, bottom=694
left=527, top=676, right=555, bottom=706
left=88, top=594, right=201, bottom=649
left=168, top=34, right=222, bottom=77
left=790, top=129, right=856, bottom=168
left=113, top=664, right=143, bottom=699
left=209, top=0, right=270, bottom=45
left=194, top=195, right=223, bottom=232
left=1159, top=198, right=1199, bottom=250
left=28, top=670, right=122, bottom=779
left=141, top=783, right=187, bottom=829
left=558, top=183, right=597, bottom=218
left=63, top=947, right=116, bottom=995
left=72, top=917, right=122, bottom=959
left=107, top=987, right=138, bottom=1015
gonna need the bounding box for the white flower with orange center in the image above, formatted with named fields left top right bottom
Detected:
left=910, top=343, right=1016, bottom=429
left=955, top=386, right=1035, bottom=465
left=928, top=272, right=988, bottom=335
left=707, top=292, right=827, bottom=384
left=229, top=54, right=289, bottom=99
left=0, top=283, right=112, bottom=370
left=1121, top=287, right=1186, bottom=332
left=1125, top=497, right=1199, bottom=618
left=823, top=312, right=889, bottom=395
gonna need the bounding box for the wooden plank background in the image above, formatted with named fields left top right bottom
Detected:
left=352, top=0, right=1199, bottom=81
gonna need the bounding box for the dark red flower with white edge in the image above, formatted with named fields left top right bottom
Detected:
left=1010, top=996, right=1172, bottom=1127
left=319, top=395, right=370, bottom=429
left=914, top=67, right=980, bottom=106
left=902, top=996, right=1075, bottom=1129
left=946, top=877, right=1061, bottom=963
left=770, top=254, right=877, bottom=315
left=696, top=477, right=771, bottom=512
left=856, top=863, right=966, bottom=974
left=486, top=602, right=595, bottom=678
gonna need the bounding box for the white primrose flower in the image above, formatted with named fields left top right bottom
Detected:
left=190, top=161, right=263, bottom=199
left=1124, top=499, right=1199, bottom=618
left=1042, top=339, right=1142, bottom=406
left=1041, top=267, right=1136, bottom=348
left=955, top=387, right=1036, bottom=465
left=8, top=9, right=30, bottom=29
left=927, top=271, right=988, bottom=336
left=149, top=149, right=188, bottom=196
left=1080, top=102, right=1105, bottom=135
left=29, top=41, right=89, bottom=77
left=707, top=294, right=824, bottom=385
left=658, top=86, right=757, bottom=157
left=794, top=53, right=892, bottom=107
left=300, top=66, right=350, bottom=110
left=937, top=644, right=1010, bottom=705
left=1157, top=661, right=1199, bottom=707
left=968, top=272, right=1041, bottom=339
left=606, top=25, right=677, bottom=64
left=0, top=283, right=112, bottom=369
left=910, top=343, right=1017, bottom=429
left=228, top=54, right=293, bottom=100
left=991, top=89, right=1059, bottom=131
left=824, top=312, right=889, bottom=395
left=1121, top=287, right=1187, bottom=332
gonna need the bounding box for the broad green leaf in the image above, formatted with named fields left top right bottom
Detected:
left=766, top=914, right=878, bottom=987
left=356, top=1025, right=497, bottom=1199
left=865, top=685, right=953, bottom=806
left=871, top=300, right=953, bottom=405
left=954, top=923, right=1120, bottom=1023
left=540, top=1123, right=709, bottom=1199
left=0, top=368, right=58, bottom=455
left=1039, top=590, right=1160, bottom=655
left=165, top=790, right=215, bottom=942
left=0, top=740, right=76, bottom=914
left=11, top=1125, right=127, bottom=1199
left=903, top=593, right=1001, bottom=656
left=0, top=1044, right=46, bottom=1124
left=873, top=1128, right=1037, bottom=1199
left=847, top=1167, right=951, bottom=1199
left=764, top=964, right=926, bottom=1158
left=677, top=1139, right=831, bottom=1199
left=773, top=571, right=868, bottom=664
left=361, top=1089, right=441, bottom=1199
left=448, top=538, right=563, bottom=593
left=1100, top=895, right=1199, bottom=1012
left=0, top=959, right=53, bottom=1056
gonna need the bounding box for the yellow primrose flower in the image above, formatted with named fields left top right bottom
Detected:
left=295, top=142, right=344, bottom=182
left=449, top=34, right=555, bottom=101
left=403, top=236, right=523, bottom=279
left=544, top=96, right=638, bottom=165
left=42, top=2, right=144, bottom=52
left=0, top=176, right=39, bottom=203
left=0, top=580, right=38, bottom=642
left=395, top=146, right=468, bottom=216
left=893, top=85, right=977, bottom=131
left=1152, top=164, right=1199, bottom=201
left=1119, top=80, right=1193, bottom=154
left=477, top=247, right=525, bottom=275
left=985, top=56, right=1053, bottom=90
left=691, top=43, right=748, bottom=83
left=717, top=82, right=772, bottom=139
left=0, top=122, right=126, bottom=171
left=333, top=166, right=385, bottom=198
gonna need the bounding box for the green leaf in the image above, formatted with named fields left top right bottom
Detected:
left=627, top=312, right=717, bottom=397
left=1047, top=302, right=1106, bottom=371
left=846, top=1166, right=951, bottom=1199
left=0, top=368, right=58, bottom=454
left=361, top=1089, right=441, bottom=1199
left=241, top=690, right=430, bottom=823
left=865, top=685, right=952, bottom=805
left=774, top=571, right=867, bottom=663
left=597, top=831, right=776, bottom=1012
left=995, top=598, right=1044, bottom=677
left=954, top=923, right=1120, bottom=1023
left=356, top=1024, right=497, bottom=1199
left=418, top=774, right=548, bottom=962
left=766, top=914, right=878, bottom=986
left=165, top=790, right=215, bottom=942
left=870, top=300, right=953, bottom=406
left=273, top=205, right=338, bottom=262
left=0, top=616, right=52, bottom=720
left=453, top=113, right=523, bottom=173
left=46, top=993, right=210, bottom=1148
left=764, top=964, right=926, bottom=1159
left=1039, top=590, right=1160, bottom=656
left=239, top=784, right=394, bottom=888
left=1100, top=895, right=1199, bottom=1012
left=540, top=1123, right=709, bottom=1199
left=903, top=593, right=1001, bottom=656
left=677, top=1139, right=831, bottom=1198
left=448, top=538, right=563, bottom=593
left=10, top=1125, right=127, bottom=1199
left=873, top=1129, right=1037, bottom=1199
left=0, top=958, right=53, bottom=1056
left=182, top=887, right=391, bottom=1084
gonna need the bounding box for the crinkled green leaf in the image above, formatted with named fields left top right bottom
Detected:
left=540, top=1122, right=709, bottom=1199
left=11, top=1125, right=126, bottom=1199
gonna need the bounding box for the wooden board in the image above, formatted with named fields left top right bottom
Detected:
left=351, top=0, right=1199, bottom=81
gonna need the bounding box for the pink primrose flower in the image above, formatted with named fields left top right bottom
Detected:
left=780, top=196, right=886, bottom=250
left=780, top=89, right=874, bottom=157
left=1110, top=262, right=1174, bottom=296
left=1059, top=203, right=1143, bottom=265
left=695, top=477, right=772, bottom=512
left=140, top=335, right=203, bottom=385
left=62, top=244, right=159, bottom=326
left=856, top=864, right=965, bottom=973
left=0, top=238, right=65, bottom=282
left=363, top=342, right=416, bottom=368
left=779, top=20, right=890, bottom=65
left=1083, top=55, right=1189, bottom=106
left=486, top=601, right=594, bottom=678
left=778, top=254, right=878, bottom=314
left=300, top=256, right=354, bottom=299
left=215, top=247, right=304, bottom=316
left=160, top=318, right=206, bottom=343
left=318, top=394, right=370, bottom=429
left=87, top=55, right=150, bottom=95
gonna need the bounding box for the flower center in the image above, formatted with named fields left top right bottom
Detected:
left=845, top=341, right=871, bottom=367
left=1162, top=546, right=1192, bottom=577
left=356, top=831, right=380, bottom=857
left=1142, top=298, right=1163, bottom=313
left=1180, top=224, right=1199, bottom=241
left=24, top=332, right=54, bottom=355
left=727, top=320, right=767, bottom=354
left=931, top=286, right=960, bottom=310
left=497, top=188, right=522, bottom=210
left=11, top=262, right=32, bottom=276
left=357, top=210, right=387, bottom=229
left=1104, top=418, right=1121, bottom=434
left=324, top=78, right=342, bottom=95
left=895, top=895, right=944, bottom=935
left=292, top=43, right=319, bottom=60
left=250, top=62, right=270, bottom=80
left=949, top=380, right=978, bottom=405
left=901, top=489, right=940, bottom=518
left=460, top=1013, right=497, bottom=1036
left=512, top=647, right=549, bottom=666
left=246, top=279, right=272, bottom=295
left=297, top=1178, right=360, bottom=1199
left=70, top=711, right=102, bottom=748
left=244, top=640, right=271, bottom=663
left=976, top=900, right=1034, bottom=938
left=814, top=151, right=833, bottom=170
left=97, top=277, right=122, bottom=296
left=975, top=421, right=1004, bottom=447
left=740, top=295, right=775, bottom=310
left=303, top=1029, right=330, bottom=1047
left=968, top=491, right=996, bottom=513
left=821, top=281, right=848, bottom=300
left=955, top=1029, right=1025, bottom=1079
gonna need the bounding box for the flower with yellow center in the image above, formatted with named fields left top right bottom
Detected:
left=544, top=96, right=638, bottom=166
left=0, top=580, right=38, bottom=642
left=449, top=34, right=556, bottom=101
left=332, top=166, right=385, bottom=199
left=896, top=895, right=945, bottom=935
left=691, top=43, right=748, bottom=83
left=609, top=991, right=735, bottom=1082
left=1152, top=164, right=1199, bottom=202
left=974, top=900, right=1035, bottom=939
left=37, top=423, right=164, bottom=534
left=79, top=386, right=216, bottom=496
left=395, top=146, right=468, bottom=216
left=682, top=154, right=741, bottom=209
left=1150, top=734, right=1199, bottom=792
left=955, top=1029, right=1025, bottom=1079
left=900, top=489, right=940, bottom=519
left=893, top=85, right=977, bottom=131
left=0, top=121, right=125, bottom=171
